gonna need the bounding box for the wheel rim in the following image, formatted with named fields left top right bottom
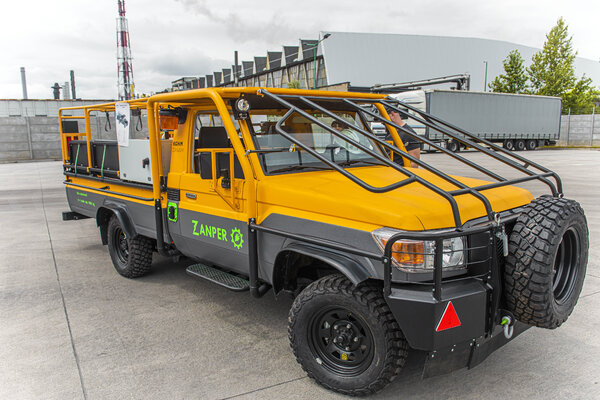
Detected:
left=516, top=140, right=525, bottom=151
left=505, top=140, right=514, bottom=150
left=308, top=307, right=375, bottom=376
left=552, top=227, right=580, bottom=304
left=113, top=227, right=129, bottom=264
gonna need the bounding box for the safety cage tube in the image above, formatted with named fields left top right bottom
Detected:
left=256, top=89, right=563, bottom=229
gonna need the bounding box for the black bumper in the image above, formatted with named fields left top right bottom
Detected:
left=385, top=278, right=530, bottom=377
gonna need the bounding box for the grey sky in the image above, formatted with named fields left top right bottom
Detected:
left=1, top=0, right=598, bottom=99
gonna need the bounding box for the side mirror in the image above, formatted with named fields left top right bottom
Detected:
left=219, top=168, right=231, bottom=189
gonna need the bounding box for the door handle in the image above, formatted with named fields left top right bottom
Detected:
left=186, top=193, right=197, bottom=200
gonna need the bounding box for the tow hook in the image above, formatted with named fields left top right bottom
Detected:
left=501, top=315, right=515, bottom=339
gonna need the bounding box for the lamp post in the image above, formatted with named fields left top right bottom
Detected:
left=483, top=61, right=488, bottom=92
left=311, top=33, right=331, bottom=89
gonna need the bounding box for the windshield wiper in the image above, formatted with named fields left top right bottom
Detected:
left=336, top=160, right=386, bottom=167
left=268, top=165, right=331, bottom=174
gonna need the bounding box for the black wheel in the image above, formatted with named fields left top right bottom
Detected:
left=503, top=139, right=515, bottom=151
left=515, top=139, right=526, bottom=151
left=447, top=140, right=460, bottom=153
left=504, top=196, right=588, bottom=329
left=526, top=139, right=537, bottom=151
left=107, top=215, right=153, bottom=278
left=288, top=275, right=408, bottom=396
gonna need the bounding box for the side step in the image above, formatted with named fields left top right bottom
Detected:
left=62, top=211, right=90, bottom=221
left=186, top=264, right=250, bottom=292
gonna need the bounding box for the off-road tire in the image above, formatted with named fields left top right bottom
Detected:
left=107, top=215, right=153, bottom=278
left=504, top=196, right=588, bottom=328
left=288, top=274, right=408, bottom=396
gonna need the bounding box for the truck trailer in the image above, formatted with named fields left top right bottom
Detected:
left=385, top=89, right=562, bottom=152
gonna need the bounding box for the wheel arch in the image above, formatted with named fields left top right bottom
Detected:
left=96, top=203, right=137, bottom=245
left=271, top=242, right=372, bottom=295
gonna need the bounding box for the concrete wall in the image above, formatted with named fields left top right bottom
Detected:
left=559, top=113, right=600, bottom=146
left=0, top=111, right=150, bottom=162
left=0, top=116, right=61, bottom=161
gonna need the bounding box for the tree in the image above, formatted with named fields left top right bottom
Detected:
left=489, top=50, right=528, bottom=93
left=562, top=76, right=600, bottom=113
left=288, top=80, right=300, bottom=89
left=528, top=17, right=599, bottom=112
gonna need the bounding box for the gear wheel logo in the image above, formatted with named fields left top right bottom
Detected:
left=231, top=227, right=244, bottom=249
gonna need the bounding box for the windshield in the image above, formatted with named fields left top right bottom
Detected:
left=248, top=110, right=386, bottom=174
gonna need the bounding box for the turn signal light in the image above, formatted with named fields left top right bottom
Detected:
left=160, top=115, right=178, bottom=130
left=382, top=239, right=425, bottom=265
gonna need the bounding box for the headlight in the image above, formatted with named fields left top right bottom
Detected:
left=371, top=227, right=466, bottom=273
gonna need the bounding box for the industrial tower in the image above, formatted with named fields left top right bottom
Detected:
left=116, top=0, right=135, bottom=100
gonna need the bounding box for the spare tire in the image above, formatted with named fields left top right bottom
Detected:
left=504, top=196, right=588, bottom=329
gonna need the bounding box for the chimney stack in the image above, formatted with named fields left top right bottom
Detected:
left=70, top=70, right=76, bottom=99
left=20, top=67, right=28, bottom=99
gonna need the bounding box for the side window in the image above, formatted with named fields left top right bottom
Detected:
left=192, top=111, right=244, bottom=180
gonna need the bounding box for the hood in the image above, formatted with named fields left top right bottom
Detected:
left=256, top=166, right=534, bottom=231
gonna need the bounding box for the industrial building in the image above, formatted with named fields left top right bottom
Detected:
left=171, top=31, right=600, bottom=92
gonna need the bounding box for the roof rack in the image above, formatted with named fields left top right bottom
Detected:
left=258, top=89, right=562, bottom=229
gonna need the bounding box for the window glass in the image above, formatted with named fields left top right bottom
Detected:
left=248, top=109, right=385, bottom=174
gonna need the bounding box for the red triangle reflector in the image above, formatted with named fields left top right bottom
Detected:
left=436, top=301, right=461, bottom=332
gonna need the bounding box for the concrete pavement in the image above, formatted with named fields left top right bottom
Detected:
left=1, top=149, right=599, bottom=399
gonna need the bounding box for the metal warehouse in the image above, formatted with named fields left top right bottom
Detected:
left=172, top=31, right=600, bottom=92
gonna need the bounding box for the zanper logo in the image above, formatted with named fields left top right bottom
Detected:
left=231, top=227, right=244, bottom=249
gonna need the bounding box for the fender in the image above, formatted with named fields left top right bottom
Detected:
left=96, top=201, right=138, bottom=244
left=273, top=242, right=372, bottom=292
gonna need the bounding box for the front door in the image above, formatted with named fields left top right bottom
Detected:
left=169, top=109, right=250, bottom=274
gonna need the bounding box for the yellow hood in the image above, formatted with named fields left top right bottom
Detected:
left=256, top=166, right=534, bottom=231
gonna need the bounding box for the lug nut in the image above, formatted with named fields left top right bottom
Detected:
left=345, top=347, right=350, bottom=351
left=333, top=338, right=337, bottom=343
left=346, top=324, right=351, bottom=329
left=353, top=337, right=359, bottom=342
left=333, top=325, right=338, bottom=330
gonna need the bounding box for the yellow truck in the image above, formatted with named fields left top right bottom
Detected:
left=59, top=87, right=588, bottom=396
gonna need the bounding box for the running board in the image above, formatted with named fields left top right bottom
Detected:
left=186, top=264, right=250, bottom=292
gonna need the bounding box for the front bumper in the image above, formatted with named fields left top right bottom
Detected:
left=386, top=279, right=488, bottom=351
left=384, top=278, right=530, bottom=378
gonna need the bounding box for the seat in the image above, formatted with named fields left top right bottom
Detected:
left=194, top=127, right=244, bottom=180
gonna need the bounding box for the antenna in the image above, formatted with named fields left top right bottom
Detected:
left=116, top=0, right=135, bottom=100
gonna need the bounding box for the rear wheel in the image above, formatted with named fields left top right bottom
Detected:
left=515, top=139, right=526, bottom=151
left=107, top=215, right=153, bottom=278
left=503, top=139, right=515, bottom=151
left=447, top=140, right=460, bottom=153
left=288, top=275, right=408, bottom=396
left=504, top=196, right=588, bottom=328
left=526, top=139, right=537, bottom=151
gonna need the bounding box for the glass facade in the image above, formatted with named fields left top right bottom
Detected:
left=196, top=56, right=328, bottom=90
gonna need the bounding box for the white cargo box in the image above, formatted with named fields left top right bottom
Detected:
left=118, top=139, right=172, bottom=184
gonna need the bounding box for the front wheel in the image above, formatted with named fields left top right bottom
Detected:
left=288, top=275, right=408, bottom=396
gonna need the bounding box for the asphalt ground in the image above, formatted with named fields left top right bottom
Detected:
left=1, top=149, right=599, bottom=399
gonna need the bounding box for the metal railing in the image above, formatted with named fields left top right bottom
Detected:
left=258, top=89, right=563, bottom=229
